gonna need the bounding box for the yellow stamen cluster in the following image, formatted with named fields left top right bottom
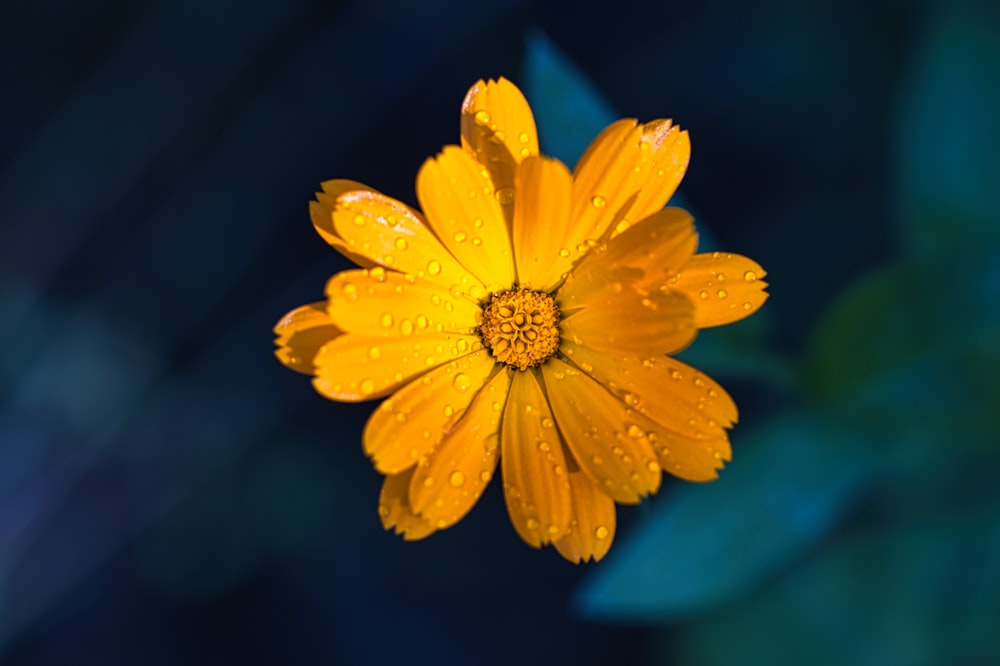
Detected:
left=479, top=288, right=561, bottom=371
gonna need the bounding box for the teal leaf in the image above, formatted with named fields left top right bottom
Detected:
left=574, top=415, right=874, bottom=622
left=520, top=31, right=618, bottom=167
left=675, top=493, right=1000, bottom=666
left=895, top=4, right=1000, bottom=256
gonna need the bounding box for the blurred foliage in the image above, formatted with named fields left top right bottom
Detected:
left=527, top=10, right=1000, bottom=665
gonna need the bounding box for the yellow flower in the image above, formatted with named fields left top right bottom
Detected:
left=274, top=78, right=768, bottom=563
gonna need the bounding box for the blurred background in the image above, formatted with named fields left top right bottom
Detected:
left=2, top=0, right=999, bottom=663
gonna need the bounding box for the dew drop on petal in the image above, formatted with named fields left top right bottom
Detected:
left=743, top=301, right=753, bottom=310
left=474, top=110, right=491, bottom=126
left=341, top=282, right=358, bottom=300
left=480, top=470, right=492, bottom=483
left=400, top=320, right=414, bottom=335
left=449, top=471, right=466, bottom=487
left=360, top=378, right=376, bottom=394
left=590, top=195, right=607, bottom=208
left=526, top=518, right=540, bottom=531
left=394, top=238, right=409, bottom=250
left=559, top=248, right=571, bottom=258
left=368, top=346, right=381, bottom=360
left=744, top=270, right=758, bottom=282
left=699, top=290, right=709, bottom=299
left=518, top=132, right=529, bottom=144
left=352, top=214, right=366, bottom=226
left=717, top=289, right=728, bottom=299
left=627, top=424, right=643, bottom=438
left=547, top=525, right=561, bottom=536
left=495, top=187, right=515, bottom=205
left=443, top=404, right=454, bottom=417
left=453, top=231, right=468, bottom=243
left=594, top=525, right=610, bottom=540
left=427, top=260, right=442, bottom=276
left=453, top=373, right=472, bottom=391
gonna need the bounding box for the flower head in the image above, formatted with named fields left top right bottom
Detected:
left=274, top=78, right=768, bottom=562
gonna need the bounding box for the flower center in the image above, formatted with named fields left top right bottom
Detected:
left=479, top=288, right=561, bottom=371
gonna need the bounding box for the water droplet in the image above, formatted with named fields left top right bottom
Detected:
left=491, top=401, right=502, bottom=411
left=449, top=471, right=466, bottom=487
left=558, top=248, right=571, bottom=258
left=526, top=518, right=540, bottom=531
left=340, top=282, right=358, bottom=300
left=423, top=477, right=435, bottom=487
left=538, top=441, right=551, bottom=453
left=369, top=266, right=386, bottom=282
left=717, top=289, right=728, bottom=299
left=541, top=418, right=553, bottom=429
left=352, top=214, right=366, bottom=226
left=415, top=314, right=429, bottom=329
left=553, top=465, right=565, bottom=476
left=699, top=290, right=709, bottom=299
left=717, top=273, right=726, bottom=282
left=400, top=320, right=414, bottom=335
left=623, top=393, right=640, bottom=406
left=495, top=187, right=515, bottom=205
left=743, top=301, right=753, bottom=310
left=744, top=270, right=758, bottom=282
left=647, top=460, right=661, bottom=473
left=670, top=369, right=682, bottom=380
left=394, top=238, right=409, bottom=250
left=474, top=110, right=491, bottom=126
left=453, top=231, right=468, bottom=243
left=480, top=470, right=492, bottom=483
left=368, top=347, right=381, bottom=360
left=427, top=260, right=442, bottom=276
left=519, top=147, right=530, bottom=158
left=627, top=424, right=643, bottom=438
left=518, top=132, right=530, bottom=144
left=472, top=237, right=483, bottom=246
left=453, top=373, right=472, bottom=391
left=592, top=455, right=604, bottom=465
left=443, top=404, right=454, bottom=417
left=472, top=217, right=484, bottom=228
left=591, top=195, right=607, bottom=208
left=594, top=525, right=610, bottom=540
left=360, top=378, right=376, bottom=394
left=547, top=525, right=561, bottom=536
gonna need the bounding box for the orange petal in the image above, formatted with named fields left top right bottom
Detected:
left=415, top=146, right=515, bottom=291
left=653, top=426, right=731, bottom=482
left=569, top=119, right=647, bottom=247
left=625, top=121, right=691, bottom=226
left=325, top=269, right=480, bottom=337
left=409, top=368, right=512, bottom=528
left=561, top=341, right=737, bottom=439
left=330, top=187, right=486, bottom=298
left=560, top=284, right=696, bottom=356
left=460, top=77, right=539, bottom=224
left=669, top=252, right=769, bottom=328
left=378, top=468, right=437, bottom=540
left=311, top=331, right=481, bottom=403
left=360, top=351, right=495, bottom=474
left=511, top=156, right=577, bottom=291
left=310, top=180, right=378, bottom=267
left=553, top=471, right=617, bottom=563
left=501, top=371, right=573, bottom=548
left=542, top=359, right=661, bottom=504
left=558, top=207, right=698, bottom=309
left=273, top=302, right=342, bottom=374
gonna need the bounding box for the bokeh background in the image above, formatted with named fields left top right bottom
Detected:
left=3, top=0, right=999, bottom=663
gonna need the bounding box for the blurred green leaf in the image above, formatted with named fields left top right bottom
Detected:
left=574, top=415, right=874, bottom=622
left=673, top=492, right=1000, bottom=666
left=520, top=31, right=618, bottom=167
left=895, top=4, right=1000, bottom=256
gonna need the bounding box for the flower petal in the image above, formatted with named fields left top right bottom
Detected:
left=512, top=156, right=577, bottom=291
left=325, top=269, right=480, bottom=337
left=416, top=146, right=515, bottom=291
left=310, top=180, right=377, bottom=267
left=553, top=471, right=617, bottom=563
left=378, top=468, right=437, bottom=541
left=409, top=368, right=512, bottom=528
left=543, top=358, right=661, bottom=504
left=560, top=284, right=696, bottom=356
left=360, top=351, right=495, bottom=474
left=558, top=207, right=698, bottom=309
left=460, top=77, right=539, bottom=223
left=569, top=119, right=647, bottom=246
left=331, top=187, right=486, bottom=297
left=669, top=252, right=769, bottom=327
left=501, top=370, right=573, bottom=548
left=561, top=341, right=737, bottom=439
left=312, top=331, right=481, bottom=403
left=273, top=302, right=341, bottom=374
left=625, top=120, right=691, bottom=227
